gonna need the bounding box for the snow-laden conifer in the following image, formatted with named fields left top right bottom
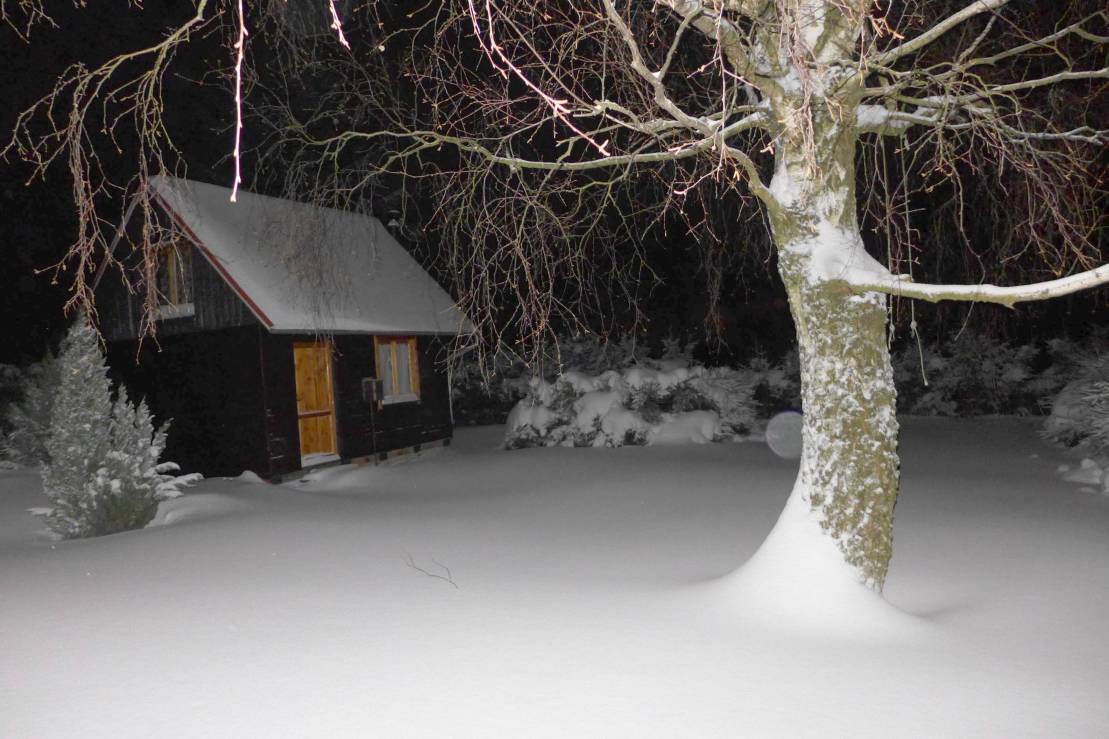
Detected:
left=39, top=320, right=114, bottom=537
left=38, top=318, right=199, bottom=538
left=2, top=350, right=60, bottom=466
left=80, top=388, right=201, bottom=536
left=1043, top=353, right=1109, bottom=460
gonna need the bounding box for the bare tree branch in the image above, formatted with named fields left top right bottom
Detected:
left=2, top=0, right=214, bottom=320
left=870, top=0, right=1013, bottom=68
left=653, top=0, right=760, bottom=77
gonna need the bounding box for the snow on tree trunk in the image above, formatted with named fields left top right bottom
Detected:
left=777, top=265, right=900, bottom=590
left=756, top=100, right=900, bottom=591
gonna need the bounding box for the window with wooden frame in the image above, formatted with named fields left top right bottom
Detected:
left=374, top=336, right=420, bottom=405
left=154, top=239, right=195, bottom=318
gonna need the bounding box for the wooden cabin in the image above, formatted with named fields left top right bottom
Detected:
left=94, top=175, right=472, bottom=479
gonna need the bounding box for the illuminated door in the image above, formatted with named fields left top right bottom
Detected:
left=293, top=341, right=337, bottom=459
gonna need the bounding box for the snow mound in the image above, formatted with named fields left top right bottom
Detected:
left=291, top=462, right=382, bottom=491
left=291, top=448, right=446, bottom=493
left=646, top=411, right=721, bottom=445
left=1057, top=458, right=1109, bottom=494
left=573, top=390, right=624, bottom=431
left=699, top=476, right=930, bottom=641
left=148, top=493, right=253, bottom=527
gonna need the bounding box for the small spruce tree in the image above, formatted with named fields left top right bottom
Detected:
left=39, top=318, right=199, bottom=538
left=2, top=350, right=60, bottom=466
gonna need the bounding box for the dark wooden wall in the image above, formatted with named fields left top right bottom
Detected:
left=264, top=333, right=455, bottom=465
left=96, top=246, right=256, bottom=342
left=106, top=326, right=271, bottom=478
left=331, top=335, right=377, bottom=459
left=361, top=332, right=452, bottom=448
left=108, top=326, right=455, bottom=478
left=257, top=333, right=301, bottom=478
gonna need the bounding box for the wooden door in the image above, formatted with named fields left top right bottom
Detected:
left=293, top=341, right=337, bottom=460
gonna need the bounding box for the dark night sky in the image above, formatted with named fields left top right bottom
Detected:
left=0, top=2, right=230, bottom=365
left=1, top=3, right=1104, bottom=367
left=1, top=16, right=82, bottom=365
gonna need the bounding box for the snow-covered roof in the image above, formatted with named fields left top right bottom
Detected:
left=148, top=175, right=472, bottom=335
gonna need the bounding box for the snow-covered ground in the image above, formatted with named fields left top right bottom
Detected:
left=2, top=418, right=1108, bottom=737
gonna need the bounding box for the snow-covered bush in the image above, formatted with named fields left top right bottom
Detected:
left=743, top=351, right=801, bottom=415
left=893, top=335, right=1039, bottom=416
left=469, top=327, right=1089, bottom=428
left=552, top=333, right=651, bottom=375
left=451, top=334, right=655, bottom=426
left=1042, top=352, right=1109, bottom=459
left=0, top=363, right=22, bottom=421
left=1025, top=336, right=1087, bottom=402
left=1, top=351, right=60, bottom=467
left=504, top=364, right=755, bottom=449
left=450, top=350, right=532, bottom=426
left=37, top=319, right=200, bottom=539
left=691, top=367, right=760, bottom=435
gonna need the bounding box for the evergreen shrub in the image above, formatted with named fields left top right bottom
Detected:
left=36, top=319, right=200, bottom=539
left=1, top=352, right=60, bottom=466
left=1042, top=352, right=1109, bottom=459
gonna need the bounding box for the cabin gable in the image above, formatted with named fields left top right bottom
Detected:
left=96, top=234, right=259, bottom=342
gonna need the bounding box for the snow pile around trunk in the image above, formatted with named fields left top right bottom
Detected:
left=504, top=364, right=757, bottom=448
left=699, top=474, right=928, bottom=639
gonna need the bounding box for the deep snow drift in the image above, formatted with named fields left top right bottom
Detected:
left=2, top=418, right=1108, bottom=737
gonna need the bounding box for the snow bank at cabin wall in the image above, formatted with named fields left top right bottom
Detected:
left=504, top=365, right=757, bottom=449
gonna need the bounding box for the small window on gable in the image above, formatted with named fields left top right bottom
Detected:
left=375, top=336, right=419, bottom=405
left=155, top=240, right=195, bottom=319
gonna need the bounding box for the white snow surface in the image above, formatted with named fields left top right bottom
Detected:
left=2, top=418, right=1109, bottom=737
left=148, top=175, right=472, bottom=335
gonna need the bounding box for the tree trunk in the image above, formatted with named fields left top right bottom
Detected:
left=759, top=120, right=901, bottom=592
left=776, top=262, right=900, bottom=590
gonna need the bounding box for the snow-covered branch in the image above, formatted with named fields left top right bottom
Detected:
left=938, top=68, right=1107, bottom=107
left=934, top=13, right=1108, bottom=79
left=848, top=264, right=1109, bottom=308
left=854, top=104, right=936, bottom=135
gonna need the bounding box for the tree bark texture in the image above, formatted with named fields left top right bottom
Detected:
left=764, top=98, right=901, bottom=590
